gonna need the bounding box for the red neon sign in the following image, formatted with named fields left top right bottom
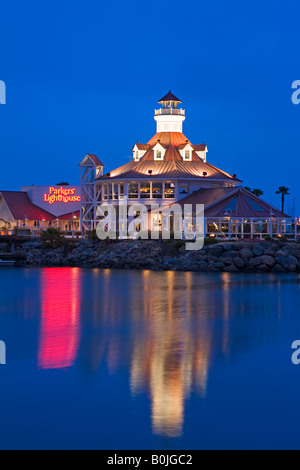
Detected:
left=44, top=187, right=81, bottom=204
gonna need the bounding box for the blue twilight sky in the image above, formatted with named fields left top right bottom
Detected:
left=0, top=0, right=300, bottom=214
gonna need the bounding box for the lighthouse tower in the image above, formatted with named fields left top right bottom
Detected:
left=154, top=90, right=185, bottom=133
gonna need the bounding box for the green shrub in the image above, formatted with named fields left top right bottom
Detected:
left=204, top=237, right=220, bottom=245
left=41, top=228, right=65, bottom=248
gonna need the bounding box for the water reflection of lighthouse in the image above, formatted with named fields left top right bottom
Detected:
left=38, top=268, right=81, bottom=370
left=130, top=271, right=212, bottom=438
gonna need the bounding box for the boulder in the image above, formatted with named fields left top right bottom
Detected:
left=249, top=257, right=262, bottom=267
left=196, top=260, right=210, bottom=271
left=233, top=257, right=246, bottom=269
left=224, top=264, right=240, bottom=272
left=263, top=248, right=276, bottom=256
left=259, top=255, right=276, bottom=267
left=275, top=255, right=298, bottom=272
left=219, top=256, right=235, bottom=266
left=271, top=264, right=286, bottom=273
left=252, top=244, right=264, bottom=256
left=240, top=248, right=253, bottom=259
left=214, top=262, right=225, bottom=269
left=276, top=250, right=287, bottom=257
left=205, top=245, right=224, bottom=257
left=257, top=264, right=269, bottom=272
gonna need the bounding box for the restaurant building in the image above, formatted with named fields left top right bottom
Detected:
left=0, top=185, right=81, bottom=236
left=79, top=92, right=293, bottom=239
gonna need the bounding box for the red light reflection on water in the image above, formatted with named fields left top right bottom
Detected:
left=38, top=268, right=81, bottom=370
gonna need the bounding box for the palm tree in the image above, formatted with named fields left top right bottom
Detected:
left=276, top=186, right=290, bottom=213
left=41, top=228, right=64, bottom=248
left=244, top=187, right=252, bottom=192
left=251, top=189, right=264, bottom=197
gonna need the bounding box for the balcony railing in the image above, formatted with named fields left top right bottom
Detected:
left=155, top=108, right=185, bottom=116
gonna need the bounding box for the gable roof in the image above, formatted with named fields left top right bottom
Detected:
left=132, top=143, right=151, bottom=151
left=0, top=191, right=55, bottom=220
left=193, top=145, right=207, bottom=152
left=158, top=90, right=182, bottom=103
left=174, top=187, right=290, bottom=218
left=152, top=141, right=168, bottom=150
left=177, top=142, right=193, bottom=150
left=79, top=153, right=105, bottom=167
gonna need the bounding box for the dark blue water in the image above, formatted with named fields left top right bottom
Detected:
left=0, top=267, right=300, bottom=449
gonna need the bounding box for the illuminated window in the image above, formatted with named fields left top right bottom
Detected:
left=152, top=182, right=162, bottom=198
left=164, top=182, right=175, bottom=199
left=140, top=182, right=151, bottom=198
left=128, top=182, right=139, bottom=199
left=156, top=150, right=162, bottom=160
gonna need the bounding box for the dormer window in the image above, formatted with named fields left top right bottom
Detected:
left=194, top=144, right=208, bottom=162
left=179, top=143, right=193, bottom=161
left=132, top=144, right=149, bottom=162
left=153, top=143, right=166, bottom=161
